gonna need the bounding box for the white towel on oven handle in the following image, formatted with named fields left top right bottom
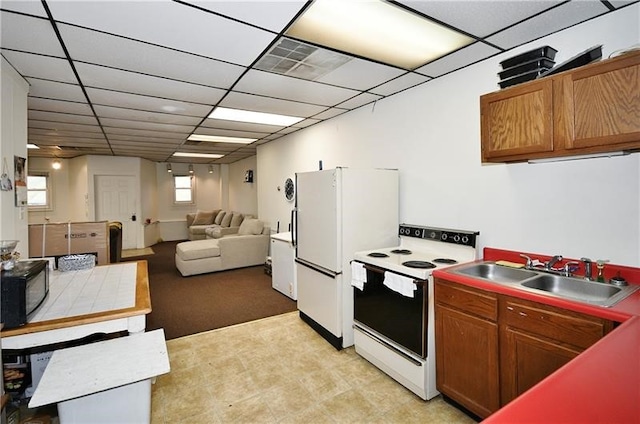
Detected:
left=383, top=271, right=416, bottom=298
left=351, top=261, right=367, bottom=290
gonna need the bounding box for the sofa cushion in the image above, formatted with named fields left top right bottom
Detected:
left=220, top=212, right=233, bottom=227
left=191, top=210, right=215, bottom=226
left=230, top=213, right=244, bottom=227
left=238, top=218, right=264, bottom=235
left=214, top=210, right=226, bottom=225
left=176, top=239, right=221, bottom=261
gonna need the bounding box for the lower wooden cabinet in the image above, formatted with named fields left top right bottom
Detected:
left=435, top=278, right=499, bottom=418
left=499, top=296, right=614, bottom=405
left=434, top=278, right=615, bottom=417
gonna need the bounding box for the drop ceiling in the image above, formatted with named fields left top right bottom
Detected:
left=1, top=0, right=636, bottom=164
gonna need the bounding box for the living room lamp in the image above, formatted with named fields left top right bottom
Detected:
left=166, top=164, right=172, bottom=173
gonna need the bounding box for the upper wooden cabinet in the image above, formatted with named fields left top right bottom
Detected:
left=481, top=50, right=640, bottom=163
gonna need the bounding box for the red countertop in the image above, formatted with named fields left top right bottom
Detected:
left=432, top=248, right=640, bottom=424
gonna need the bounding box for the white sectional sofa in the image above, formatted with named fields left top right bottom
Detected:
left=186, top=210, right=252, bottom=240
left=176, top=218, right=270, bottom=276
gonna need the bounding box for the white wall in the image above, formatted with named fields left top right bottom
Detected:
left=257, top=5, right=640, bottom=266
left=229, top=156, right=258, bottom=216
left=0, top=57, right=29, bottom=254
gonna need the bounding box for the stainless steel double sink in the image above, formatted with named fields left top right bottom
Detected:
left=449, top=261, right=639, bottom=307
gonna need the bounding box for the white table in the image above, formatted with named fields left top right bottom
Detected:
left=29, top=329, right=170, bottom=423
left=2, top=261, right=151, bottom=350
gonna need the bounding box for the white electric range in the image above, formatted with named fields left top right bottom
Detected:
left=352, top=224, right=479, bottom=400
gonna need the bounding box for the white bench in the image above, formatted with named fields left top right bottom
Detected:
left=29, top=329, right=170, bottom=424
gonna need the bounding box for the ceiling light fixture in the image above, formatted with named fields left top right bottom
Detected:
left=208, top=165, right=214, bottom=174
left=173, top=152, right=224, bottom=159
left=52, top=159, right=61, bottom=170
left=188, top=164, right=194, bottom=174
left=167, top=164, right=172, bottom=173
left=286, top=0, right=474, bottom=70
left=187, top=134, right=257, bottom=144
left=208, top=107, right=303, bottom=126
left=27, top=144, right=39, bottom=149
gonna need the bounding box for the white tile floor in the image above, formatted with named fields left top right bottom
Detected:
left=151, top=312, right=477, bottom=423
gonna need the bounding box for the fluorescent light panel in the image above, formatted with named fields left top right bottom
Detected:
left=187, top=134, right=257, bottom=144
left=173, top=152, right=224, bottom=159
left=27, top=144, right=39, bottom=149
left=209, top=107, right=303, bottom=126
left=286, top=0, right=474, bottom=70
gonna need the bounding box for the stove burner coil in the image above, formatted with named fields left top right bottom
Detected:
left=368, top=252, right=389, bottom=258
left=391, top=249, right=412, bottom=255
left=433, top=258, right=458, bottom=264
left=402, top=261, right=436, bottom=269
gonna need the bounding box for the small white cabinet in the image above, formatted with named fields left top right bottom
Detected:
left=270, top=232, right=297, bottom=300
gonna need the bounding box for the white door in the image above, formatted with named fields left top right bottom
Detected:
left=95, top=175, right=137, bottom=249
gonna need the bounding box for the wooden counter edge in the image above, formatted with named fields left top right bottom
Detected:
left=2, top=260, right=151, bottom=338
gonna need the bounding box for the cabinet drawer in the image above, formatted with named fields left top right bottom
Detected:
left=501, top=298, right=611, bottom=349
left=435, top=279, right=498, bottom=321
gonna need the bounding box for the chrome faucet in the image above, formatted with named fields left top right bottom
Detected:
left=581, top=257, right=593, bottom=280
left=545, top=255, right=563, bottom=271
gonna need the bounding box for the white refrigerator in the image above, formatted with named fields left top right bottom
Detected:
left=294, top=167, right=398, bottom=349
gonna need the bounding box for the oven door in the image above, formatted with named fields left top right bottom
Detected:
left=353, top=262, right=427, bottom=358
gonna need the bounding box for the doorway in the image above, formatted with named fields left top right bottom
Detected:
left=95, top=175, right=137, bottom=249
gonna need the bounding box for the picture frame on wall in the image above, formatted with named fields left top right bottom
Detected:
left=14, top=155, right=27, bottom=206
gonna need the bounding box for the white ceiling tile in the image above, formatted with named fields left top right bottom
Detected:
left=334, top=93, right=382, bottom=110
left=200, top=117, right=286, bottom=133
left=403, top=1, right=564, bottom=38
left=1, top=13, right=65, bottom=57
left=28, top=110, right=98, bottom=126
left=316, top=59, right=405, bottom=90
left=107, top=134, right=183, bottom=143
left=93, top=105, right=202, bottom=127
left=187, top=1, right=307, bottom=32
left=415, top=42, right=502, bottom=78
left=311, top=108, right=348, bottom=120
left=292, top=118, right=321, bottom=128
left=236, top=70, right=360, bottom=106
left=86, top=88, right=212, bottom=117
left=29, top=128, right=104, bottom=140
left=104, top=127, right=189, bottom=139
left=609, top=0, right=637, bottom=8
left=486, top=1, right=610, bottom=50
left=58, top=23, right=245, bottom=90
left=29, top=98, right=92, bottom=116
left=0, top=2, right=48, bottom=17
left=26, top=78, right=86, bottom=102
left=220, top=91, right=326, bottom=117
left=74, top=63, right=226, bottom=105
left=98, top=118, right=195, bottom=134
left=1, top=51, right=77, bottom=83
left=28, top=120, right=102, bottom=133
left=370, top=73, right=431, bottom=96
left=47, top=0, right=277, bottom=65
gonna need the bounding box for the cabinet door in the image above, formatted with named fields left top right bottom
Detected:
left=500, top=326, right=581, bottom=404
left=480, top=78, right=554, bottom=161
left=435, top=303, right=499, bottom=418
left=558, top=52, right=640, bottom=151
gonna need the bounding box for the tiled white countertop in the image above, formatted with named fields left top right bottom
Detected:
left=2, top=261, right=151, bottom=350
left=32, top=262, right=137, bottom=321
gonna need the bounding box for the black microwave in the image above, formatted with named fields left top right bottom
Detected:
left=1, top=260, right=49, bottom=329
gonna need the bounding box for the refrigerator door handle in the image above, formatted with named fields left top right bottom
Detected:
left=295, top=258, right=340, bottom=278
left=291, top=208, right=296, bottom=247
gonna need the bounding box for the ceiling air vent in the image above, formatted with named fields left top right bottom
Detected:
left=255, top=38, right=352, bottom=81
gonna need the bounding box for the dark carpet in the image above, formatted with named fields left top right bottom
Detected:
left=123, top=240, right=297, bottom=340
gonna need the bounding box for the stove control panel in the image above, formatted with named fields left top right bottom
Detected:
left=399, top=224, right=479, bottom=248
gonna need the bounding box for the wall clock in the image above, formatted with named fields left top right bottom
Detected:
left=284, top=178, right=295, bottom=201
